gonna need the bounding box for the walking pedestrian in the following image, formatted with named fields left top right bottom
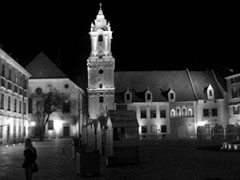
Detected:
left=22, top=138, right=37, bottom=180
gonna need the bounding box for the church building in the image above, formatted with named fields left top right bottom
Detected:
left=87, top=4, right=228, bottom=139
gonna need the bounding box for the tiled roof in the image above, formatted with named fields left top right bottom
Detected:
left=188, top=70, right=223, bottom=99
left=114, top=70, right=224, bottom=103
left=114, top=71, right=196, bottom=103
left=25, top=52, right=67, bottom=79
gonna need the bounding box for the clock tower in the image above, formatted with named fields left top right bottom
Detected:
left=87, top=3, right=115, bottom=120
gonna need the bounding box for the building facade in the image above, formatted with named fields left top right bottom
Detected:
left=225, top=74, right=240, bottom=125
left=0, top=48, right=31, bottom=145
left=87, top=5, right=229, bottom=139
left=25, top=52, right=86, bottom=139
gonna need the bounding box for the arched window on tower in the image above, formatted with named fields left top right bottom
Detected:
left=99, top=96, right=104, bottom=103
left=98, top=35, right=103, bottom=42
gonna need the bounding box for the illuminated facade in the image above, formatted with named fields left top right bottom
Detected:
left=0, top=48, right=31, bottom=145
left=87, top=5, right=228, bottom=139
left=26, top=52, right=86, bottom=139
left=225, top=74, right=240, bottom=125
left=87, top=4, right=115, bottom=121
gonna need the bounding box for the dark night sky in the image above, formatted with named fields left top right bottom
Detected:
left=0, top=1, right=240, bottom=81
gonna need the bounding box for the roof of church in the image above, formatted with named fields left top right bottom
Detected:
left=25, top=52, right=67, bottom=79
left=114, top=70, right=224, bottom=103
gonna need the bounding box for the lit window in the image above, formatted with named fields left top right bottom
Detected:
left=188, top=108, right=193, bottom=117
left=176, top=107, right=181, bottom=116
left=182, top=106, right=187, bottom=116
left=168, top=89, right=176, bottom=102
left=170, top=109, right=175, bottom=117
left=207, top=84, right=214, bottom=100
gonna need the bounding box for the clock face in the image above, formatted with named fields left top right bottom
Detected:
left=98, top=69, right=104, bottom=74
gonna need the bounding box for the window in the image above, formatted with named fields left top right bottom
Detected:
left=99, top=83, right=102, bottom=88
left=207, top=84, right=214, bottom=100
left=141, top=126, right=147, bottom=133
left=98, top=35, right=103, bottom=42
left=23, top=102, right=26, bottom=114
left=188, top=108, right=193, bottom=117
left=28, top=98, right=32, bottom=113
left=170, top=109, right=175, bottom=117
left=203, top=109, right=209, bottom=117
left=160, top=109, right=166, bottom=118
left=8, top=68, right=12, bottom=81
left=19, top=126, right=21, bottom=138
left=14, top=99, right=17, bottom=112
left=146, top=92, right=152, bottom=101
left=161, top=125, right=167, bottom=133
left=182, top=107, right=187, bottom=116
left=232, top=86, right=238, bottom=98
left=48, top=120, right=54, bottom=130
left=168, top=90, right=176, bottom=102
left=212, top=108, right=218, bottom=117
left=7, top=96, right=11, bottom=111
left=19, top=101, right=22, bottom=113
left=0, top=126, right=3, bottom=138
left=140, top=109, right=147, bottom=118
left=99, top=96, right=104, bottom=103
left=0, top=94, right=4, bottom=109
left=176, top=107, right=181, bottom=116
left=150, top=109, right=156, bottom=118
left=233, top=106, right=239, bottom=115
left=151, top=125, right=157, bottom=133
left=1, top=64, right=5, bottom=76
left=125, top=92, right=132, bottom=102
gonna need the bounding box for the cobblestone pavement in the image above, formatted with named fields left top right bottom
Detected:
left=1, top=138, right=240, bottom=180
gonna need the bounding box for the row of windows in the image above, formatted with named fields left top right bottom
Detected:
left=203, top=108, right=218, bottom=117
left=0, top=93, right=26, bottom=114
left=0, top=125, right=26, bottom=139
left=140, top=109, right=167, bottom=119
left=1, top=62, right=28, bottom=89
left=141, top=125, right=167, bottom=133
left=170, top=107, right=193, bottom=117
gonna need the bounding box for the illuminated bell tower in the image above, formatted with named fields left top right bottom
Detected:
left=87, top=3, right=115, bottom=120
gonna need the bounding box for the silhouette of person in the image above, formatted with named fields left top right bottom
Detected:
left=22, top=138, right=37, bottom=180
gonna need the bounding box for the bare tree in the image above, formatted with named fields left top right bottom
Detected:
left=31, top=85, right=67, bottom=141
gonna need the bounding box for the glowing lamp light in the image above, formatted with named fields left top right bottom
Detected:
left=30, top=121, right=36, bottom=127
left=197, top=120, right=208, bottom=126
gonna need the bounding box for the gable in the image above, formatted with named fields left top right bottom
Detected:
left=25, top=52, right=67, bottom=79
